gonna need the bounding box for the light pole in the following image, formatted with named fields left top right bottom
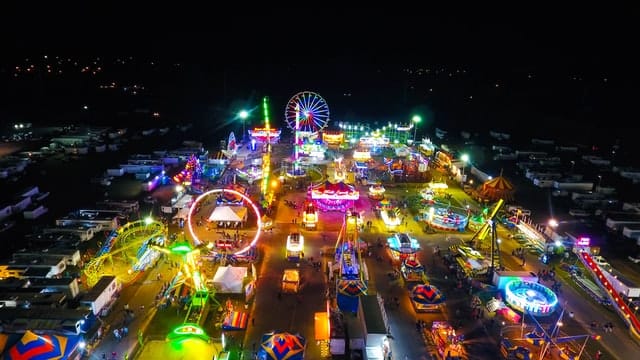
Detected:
left=461, top=153, right=469, bottom=180
left=239, top=110, right=249, bottom=141
left=597, top=175, right=602, bottom=190
left=412, top=115, right=421, bottom=144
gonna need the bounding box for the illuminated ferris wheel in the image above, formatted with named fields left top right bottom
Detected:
left=284, top=91, right=330, bottom=135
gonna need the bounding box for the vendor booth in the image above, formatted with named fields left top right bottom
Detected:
left=222, top=310, right=249, bottom=330
left=209, top=205, right=248, bottom=228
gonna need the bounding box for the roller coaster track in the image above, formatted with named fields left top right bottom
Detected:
left=84, top=220, right=166, bottom=287
left=578, top=251, right=640, bottom=342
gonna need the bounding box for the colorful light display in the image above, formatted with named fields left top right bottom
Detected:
left=187, top=188, right=262, bottom=255
left=261, top=97, right=272, bottom=201
left=504, top=280, right=558, bottom=316
left=387, top=233, right=421, bottom=261
left=173, top=154, right=203, bottom=186
left=249, top=127, right=281, bottom=143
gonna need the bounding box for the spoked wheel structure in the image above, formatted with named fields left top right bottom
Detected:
left=284, top=91, right=330, bottom=135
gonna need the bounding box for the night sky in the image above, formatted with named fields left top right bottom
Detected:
left=2, top=9, right=636, bottom=144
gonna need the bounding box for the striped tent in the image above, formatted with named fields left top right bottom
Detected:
left=411, top=284, right=445, bottom=305
left=222, top=311, right=249, bottom=330
left=479, top=174, right=514, bottom=202
left=4, top=331, right=82, bottom=360
left=258, top=332, right=305, bottom=360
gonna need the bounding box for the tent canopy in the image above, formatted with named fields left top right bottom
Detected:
left=259, top=332, right=306, bottom=360
left=209, top=206, right=248, bottom=223
left=411, top=284, right=445, bottom=305
left=212, top=266, right=248, bottom=294
left=479, top=175, right=514, bottom=202
left=4, top=330, right=82, bottom=360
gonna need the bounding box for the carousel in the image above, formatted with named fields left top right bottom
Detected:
left=411, top=283, right=445, bottom=312
left=309, top=180, right=359, bottom=212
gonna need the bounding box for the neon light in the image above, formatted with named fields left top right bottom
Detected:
left=188, top=188, right=262, bottom=255
left=577, top=237, right=590, bottom=246
left=504, top=280, right=558, bottom=316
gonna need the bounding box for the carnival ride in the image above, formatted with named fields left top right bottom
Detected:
left=188, top=188, right=263, bottom=260
left=309, top=180, right=359, bottom=212
left=284, top=91, right=330, bottom=136
left=401, top=256, right=426, bottom=283
left=410, top=283, right=445, bottom=312
left=368, top=183, right=385, bottom=200
left=160, top=243, right=216, bottom=330
left=381, top=206, right=401, bottom=228
left=504, top=280, right=558, bottom=316
left=285, top=91, right=330, bottom=178
left=334, top=210, right=368, bottom=313
left=301, top=202, right=318, bottom=229
left=258, top=331, right=306, bottom=360
left=430, top=321, right=466, bottom=360
left=215, top=184, right=247, bottom=206
left=468, top=199, right=504, bottom=274
left=260, top=97, right=274, bottom=206
left=387, top=233, right=421, bottom=261
left=84, top=219, right=166, bottom=287
left=173, top=154, right=203, bottom=186
left=508, top=309, right=597, bottom=360
left=578, top=251, right=640, bottom=340
left=424, top=205, right=469, bottom=232
left=286, top=232, right=304, bottom=262
left=235, top=165, right=263, bottom=183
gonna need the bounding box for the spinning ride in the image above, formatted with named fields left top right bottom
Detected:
left=386, top=232, right=421, bottom=261
left=368, top=183, right=385, bottom=200
left=284, top=91, right=330, bottom=135
left=309, top=180, right=359, bottom=212
left=285, top=91, right=330, bottom=178
left=504, top=280, right=558, bottom=316
left=424, top=205, right=469, bottom=232
left=411, top=284, right=445, bottom=312
left=335, top=210, right=368, bottom=313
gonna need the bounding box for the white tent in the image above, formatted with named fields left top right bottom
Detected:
left=211, top=265, right=248, bottom=293
left=209, top=206, right=248, bottom=223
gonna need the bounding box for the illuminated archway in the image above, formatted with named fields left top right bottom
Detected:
left=187, top=188, right=262, bottom=255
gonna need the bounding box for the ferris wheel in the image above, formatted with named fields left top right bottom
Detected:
left=284, top=91, right=330, bottom=135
